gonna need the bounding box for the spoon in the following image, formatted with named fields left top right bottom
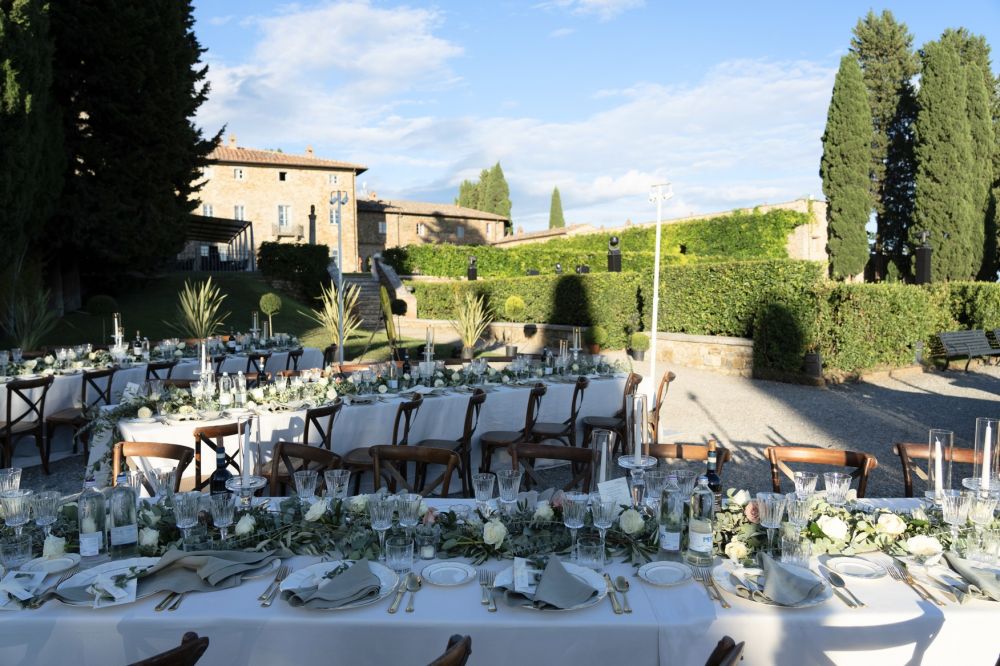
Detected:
left=613, top=576, right=633, bottom=614
left=821, top=565, right=864, bottom=608
left=405, top=573, right=422, bottom=613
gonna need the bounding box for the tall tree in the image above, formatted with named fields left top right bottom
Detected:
left=548, top=187, right=565, bottom=229
left=911, top=40, right=977, bottom=281
left=455, top=179, right=479, bottom=208
left=821, top=56, right=872, bottom=280
left=50, top=0, right=218, bottom=287
left=473, top=167, right=491, bottom=211
left=850, top=10, right=920, bottom=273
left=482, top=162, right=512, bottom=219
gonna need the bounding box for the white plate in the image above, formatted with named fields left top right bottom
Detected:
left=494, top=562, right=606, bottom=611
left=712, top=563, right=832, bottom=608
left=421, top=562, right=476, bottom=586
left=17, top=374, right=39, bottom=379
left=23, top=554, right=81, bottom=575
left=57, top=557, right=160, bottom=607
left=826, top=556, right=886, bottom=579
left=638, top=561, right=692, bottom=587
left=224, top=408, right=249, bottom=417
left=124, top=417, right=157, bottom=424
left=280, top=560, right=398, bottom=610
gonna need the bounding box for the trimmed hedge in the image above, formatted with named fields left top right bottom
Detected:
left=257, top=242, right=331, bottom=298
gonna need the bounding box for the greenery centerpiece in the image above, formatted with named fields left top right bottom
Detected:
left=451, top=293, right=492, bottom=360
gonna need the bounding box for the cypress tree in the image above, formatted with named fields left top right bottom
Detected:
left=821, top=56, right=871, bottom=280
left=912, top=40, right=977, bottom=281
left=965, top=62, right=995, bottom=278
left=482, top=162, right=512, bottom=219
left=548, top=187, right=565, bottom=229
left=474, top=168, right=491, bottom=211
left=455, top=180, right=479, bottom=208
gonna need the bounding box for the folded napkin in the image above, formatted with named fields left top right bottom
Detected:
left=281, top=559, right=381, bottom=609
left=136, top=549, right=279, bottom=596
left=0, top=572, right=40, bottom=609
left=944, top=552, right=1000, bottom=602
left=760, top=553, right=826, bottom=607
left=58, top=571, right=137, bottom=608
left=500, top=557, right=597, bottom=610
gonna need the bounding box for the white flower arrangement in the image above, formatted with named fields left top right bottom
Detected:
left=348, top=495, right=368, bottom=513
left=816, top=515, right=849, bottom=541
left=434, top=379, right=445, bottom=388
left=905, top=534, right=943, bottom=560
left=724, top=539, right=749, bottom=562
left=136, top=407, right=153, bottom=419
left=875, top=513, right=907, bottom=536
left=42, top=534, right=66, bottom=558
left=304, top=498, right=330, bottom=521
left=234, top=514, right=256, bottom=536
left=139, top=527, right=160, bottom=547
left=533, top=500, right=554, bottom=521
left=377, top=384, right=388, bottom=394
left=483, top=520, right=508, bottom=547
left=619, top=509, right=645, bottom=535
left=729, top=489, right=751, bottom=507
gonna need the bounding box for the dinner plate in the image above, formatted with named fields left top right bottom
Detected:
left=638, top=561, right=693, bottom=587
left=225, top=408, right=249, bottom=417
left=421, top=562, right=476, bottom=587
left=493, top=562, right=606, bottom=611
left=280, top=560, right=398, bottom=610
left=17, top=374, right=39, bottom=379
left=826, top=556, right=886, bottom=579
left=712, top=563, right=832, bottom=608
left=57, top=557, right=160, bottom=607
left=124, top=417, right=157, bottom=425
left=23, top=554, right=81, bottom=575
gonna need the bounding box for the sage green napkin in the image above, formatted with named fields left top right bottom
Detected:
left=944, top=552, right=1000, bottom=602
left=760, top=553, right=826, bottom=607
left=281, top=559, right=381, bottom=609
left=136, top=549, right=279, bottom=597
left=501, top=557, right=597, bottom=610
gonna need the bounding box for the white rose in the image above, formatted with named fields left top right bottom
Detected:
left=318, top=377, right=329, bottom=387
left=245, top=400, right=257, bottom=410
left=42, top=534, right=66, bottom=558
left=910, top=506, right=928, bottom=522
left=42, top=368, right=55, bottom=376
left=251, top=387, right=265, bottom=402
left=817, top=515, right=849, bottom=542
left=483, top=520, right=508, bottom=547
left=88, top=352, right=97, bottom=361
left=304, top=498, right=329, bottom=521
left=136, top=406, right=153, bottom=419
left=139, top=527, right=159, bottom=547
left=730, top=489, right=751, bottom=507
left=571, top=363, right=579, bottom=372
left=325, top=387, right=338, bottom=401
left=377, top=384, right=388, bottom=394
left=501, top=375, right=510, bottom=384
left=905, top=534, right=943, bottom=558
left=174, top=350, right=184, bottom=357
left=402, top=373, right=411, bottom=381
left=347, top=376, right=356, bottom=384
left=141, top=509, right=159, bottom=526
left=724, top=540, right=749, bottom=562
left=875, top=513, right=907, bottom=536
left=419, top=501, right=429, bottom=517
left=349, top=495, right=368, bottom=513
left=24, top=359, right=37, bottom=370
left=534, top=369, right=543, bottom=377
left=177, top=342, right=186, bottom=349
left=179, top=405, right=194, bottom=414
left=533, top=500, right=554, bottom=521
left=43, top=355, right=55, bottom=365
left=619, top=508, right=645, bottom=535
left=434, top=379, right=444, bottom=388
left=234, top=514, right=256, bottom=536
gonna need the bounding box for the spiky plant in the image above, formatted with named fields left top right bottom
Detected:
left=307, top=282, right=363, bottom=349
left=451, top=293, right=492, bottom=350
left=169, top=277, right=230, bottom=339
left=11, top=290, right=58, bottom=351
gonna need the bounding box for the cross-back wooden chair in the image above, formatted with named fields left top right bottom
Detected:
left=704, top=636, right=744, bottom=666
left=304, top=401, right=342, bottom=450
left=285, top=348, right=304, bottom=371
left=893, top=442, right=981, bottom=498
left=112, top=441, right=193, bottom=495
left=1, top=375, right=54, bottom=472
left=211, top=354, right=227, bottom=379
left=648, top=441, right=732, bottom=477
left=343, top=395, right=423, bottom=494
left=582, top=372, right=642, bottom=457
left=371, top=445, right=461, bottom=497
left=146, top=361, right=177, bottom=381
left=246, top=352, right=271, bottom=376
left=649, top=370, right=677, bottom=445
left=322, top=344, right=338, bottom=368
left=428, top=634, right=472, bottom=666
left=129, top=631, right=209, bottom=666
left=511, top=442, right=597, bottom=493
left=530, top=376, right=589, bottom=447
left=267, top=441, right=342, bottom=496
left=46, top=367, right=116, bottom=456
left=245, top=372, right=270, bottom=389
left=479, top=383, right=547, bottom=474
left=765, top=445, right=879, bottom=498
left=192, top=422, right=244, bottom=491
left=338, top=363, right=373, bottom=375
left=416, top=389, right=486, bottom=495
left=161, top=378, right=195, bottom=390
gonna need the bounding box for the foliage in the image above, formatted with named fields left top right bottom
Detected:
left=85, top=294, right=119, bottom=316
left=257, top=242, right=331, bottom=299
left=821, top=56, right=872, bottom=280
left=960, top=59, right=995, bottom=279
left=548, top=187, right=565, bottom=229
left=587, top=325, right=609, bottom=347
left=503, top=295, right=526, bottom=321
left=752, top=296, right=815, bottom=374
left=307, top=282, right=363, bottom=349
left=450, top=293, right=493, bottom=349
left=628, top=332, right=649, bottom=352
left=259, top=292, right=282, bottom=331
left=7, top=288, right=59, bottom=351
left=169, top=277, right=230, bottom=340
left=454, top=162, right=512, bottom=223
left=379, top=286, right=398, bottom=345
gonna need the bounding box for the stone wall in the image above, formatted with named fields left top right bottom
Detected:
left=357, top=211, right=496, bottom=270
left=651, top=332, right=753, bottom=377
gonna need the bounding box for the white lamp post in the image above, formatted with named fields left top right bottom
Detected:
left=647, top=182, right=673, bottom=420
left=330, top=190, right=350, bottom=364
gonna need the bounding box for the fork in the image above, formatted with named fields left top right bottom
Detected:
left=881, top=556, right=942, bottom=605
left=258, top=565, right=289, bottom=602
left=485, top=571, right=497, bottom=612
left=694, top=567, right=730, bottom=609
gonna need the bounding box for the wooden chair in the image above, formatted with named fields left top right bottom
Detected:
left=479, top=383, right=546, bottom=474
left=285, top=348, right=304, bottom=371
left=192, top=423, right=244, bottom=491
left=530, top=376, right=589, bottom=447
left=428, top=634, right=472, bottom=666
left=511, top=442, right=597, bottom=493
left=246, top=352, right=272, bottom=376
left=648, top=441, right=732, bottom=477
left=267, top=441, right=342, bottom=496
left=1, top=376, right=54, bottom=473
left=145, top=360, right=177, bottom=381
left=581, top=372, right=642, bottom=457
left=112, top=441, right=193, bottom=494
left=649, top=370, right=677, bottom=445
left=416, top=389, right=486, bottom=496
left=161, top=378, right=195, bottom=390
left=129, top=631, right=209, bottom=666
left=45, top=367, right=116, bottom=456
left=211, top=354, right=227, bottom=379
left=704, top=636, right=744, bottom=666
left=370, top=445, right=461, bottom=497
left=245, top=372, right=269, bottom=389
left=304, top=401, right=342, bottom=450
left=343, top=395, right=423, bottom=494
left=893, top=442, right=981, bottom=498
left=765, top=445, right=878, bottom=498
left=338, top=363, right=373, bottom=375
left=322, top=344, right=338, bottom=368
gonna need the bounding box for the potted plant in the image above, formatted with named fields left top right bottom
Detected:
left=502, top=295, right=526, bottom=357
left=585, top=325, right=608, bottom=354
left=451, top=293, right=492, bottom=360
left=628, top=332, right=650, bottom=362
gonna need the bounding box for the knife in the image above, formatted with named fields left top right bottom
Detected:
left=893, top=558, right=945, bottom=606
left=923, top=575, right=959, bottom=604
left=602, top=573, right=623, bottom=614
left=387, top=579, right=407, bottom=614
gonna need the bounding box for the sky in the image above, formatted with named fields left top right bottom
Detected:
left=192, top=0, right=1000, bottom=232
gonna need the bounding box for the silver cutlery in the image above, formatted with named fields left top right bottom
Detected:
left=820, top=565, right=864, bottom=608
left=695, top=567, right=730, bottom=609
left=25, top=572, right=73, bottom=610
left=613, top=575, right=633, bottom=614
left=485, top=571, right=497, bottom=613
left=404, top=573, right=422, bottom=613
left=387, top=579, right=407, bottom=614
left=258, top=565, right=289, bottom=603
left=477, top=569, right=491, bottom=606
left=602, top=573, right=623, bottom=614
left=154, top=592, right=178, bottom=612
left=923, top=575, right=959, bottom=604
left=882, top=557, right=944, bottom=606
left=167, top=592, right=187, bottom=611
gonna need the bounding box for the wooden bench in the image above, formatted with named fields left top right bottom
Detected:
left=933, top=330, right=1000, bottom=371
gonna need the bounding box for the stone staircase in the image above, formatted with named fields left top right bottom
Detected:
left=342, top=275, right=383, bottom=331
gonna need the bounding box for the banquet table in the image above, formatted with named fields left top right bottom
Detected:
left=0, top=498, right=996, bottom=666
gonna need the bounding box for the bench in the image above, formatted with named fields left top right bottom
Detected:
left=933, top=330, right=1000, bottom=371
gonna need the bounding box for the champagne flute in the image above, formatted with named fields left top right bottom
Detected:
left=369, top=495, right=393, bottom=561
left=210, top=493, right=235, bottom=542
left=562, top=492, right=589, bottom=559
left=589, top=493, right=617, bottom=551
left=33, top=491, right=61, bottom=537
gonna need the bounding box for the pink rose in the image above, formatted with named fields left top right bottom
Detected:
left=422, top=507, right=438, bottom=526
left=550, top=490, right=566, bottom=509
left=744, top=502, right=760, bottom=524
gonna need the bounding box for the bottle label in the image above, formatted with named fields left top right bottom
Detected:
left=658, top=527, right=680, bottom=551
left=689, top=530, right=713, bottom=553
left=80, top=531, right=103, bottom=556
left=110, top=524, right=138, bottom=546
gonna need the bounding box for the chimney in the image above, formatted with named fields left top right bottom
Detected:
left=228, top=134, right=237, bottom=148
left=305, top=145, right=314, bottom=156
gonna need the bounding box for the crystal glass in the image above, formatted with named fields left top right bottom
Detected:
left=576, top=535, right=604, bottom=571
left=0, top=534, right=33, bottom=569
left=672, top=469, right=698, bottom=497
left=124, top=470, right=144, bottom=502
left=210, top=493, right=235, bottom=541
left=0, top=467, right=22, bottom=493
left=293, top=469, right=318, bottom=501
left=926, top=429, right=954, bottom=501
left=589, top=493, right=617, bottom=549
left=324, top=469, right=351, bottom=500
left=793, top=471, right=818, bottom=499
left=496, top=469, right=522, bottom=513
left=940, top=489, right=972, bottom=551
left=385, top=536, right=414, bottom=574
left=151, top=469, right=176, bottom=504
left=823, top=472, right=852, bottom=507
left=562, top=492, right=589, bottom=559
left=0, top=489, right=33, bottom=536
left=755, top=492, right=786, bottom=556
left=398, top=493, right=422, bottom=534
left=644, top=470, right=669, bottom=512
left=472, top=473, right=495, bottom=515
left=0, top=350, right=8, bottom=376
left=780, top=536, right=810, bottom=568
left=33, top=490, right=61, bottom=536
left=11, top=348, right=22, bottom=364
left=173, top=491, right=201, bottom=540
left=368, top=495, right=394, bottom=561
left=784, top=493, right=811, bottom=530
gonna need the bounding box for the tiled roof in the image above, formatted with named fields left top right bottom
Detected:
left=357, top=198, right=508, bottom=222
left=208, top=145, right=367, bottom=172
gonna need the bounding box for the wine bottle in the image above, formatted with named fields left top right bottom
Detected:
left=109, top=473, right=138, bottom=558
left=705, top=439, right=723, bottom=505
left=78, top=477, right=107, bottom=562
left=684, top=476, right=715, bottom=567
left=210, top=447, right=232, bottom=495
left=132, top=331, right=143, bottom=359
left=401, top=351, right=411, bottom=388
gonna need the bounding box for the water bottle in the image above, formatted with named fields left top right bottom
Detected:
left=684, top=475, right=715, bottom=566
left=658, top=480, right=684, bottom=558
left=109, top=473, right=138, bottom=558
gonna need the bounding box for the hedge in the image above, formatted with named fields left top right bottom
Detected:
left=257, top=242, right=331, bottom=298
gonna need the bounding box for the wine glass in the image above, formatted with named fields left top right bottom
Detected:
left=672, top=469, right=698, bottom=498
left=589, top=493, right=617, bottom=551
left=496, top=469, right=522, bottom=514
left=293, top=470, right=318, bottom=502
left=0, top=489, right=33, bottom=536
left=643, top=470, right=669, bottom=514
left=940, top=489, right=972, bottom=551
left=793, top=471, right=818, bottom=499
left=0, top=467, right=21, bottom=493
left=11, top=348, right=22, bottom=364
left=784, top=493, right=811, bottom=531
left=174, top=492, right=201, bottom=542
left=33, top=491, right=61, bottom=537
left=398, top=493, right=422, bottom=536
left=368, top=495, right=393, bottom=561
left=754, top=492, right=786, bottom=556
left=472, top=473, right=495, bottom=516
left=562, top=492, right=589, bottom=559
left=210, top=493, right=235, bottom=542
left=324, top=469, right=351, bottom=500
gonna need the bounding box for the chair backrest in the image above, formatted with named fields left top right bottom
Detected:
left=649, top=370, right=676, bottom=444
left=246, top=353, right=271, bottom=375
left=371, top=445, right=459, bottom=497
left=566, top=376, right=590, bottom=425
left=268, top=441, right=342, bottom=496
left=304, top=401, right=342, bottom=450
left=704, top=636, right=745, bottom=666
left=285, top=348, right=304, bottom=371
left=765, top=445, right=879, bottom=498
left=112, top=441, right=194, bottom=494
left=893, top=442, right=981, bottom=498
left=129, top=631, right=209, bottom=666
left=81, top=367, right=117, bottom=409
left=192, top=422, right=243, bottom=489
left=323, top=344, right=338, bottom=368
left=211, top=355, right=227, bottom=379
left=4, top=375, right=54, bottom=427
left=512, top=442, right=596, bottom=492
left=620, top=372, right=642, bottom=417
left=428, top=635, right=472, bottom=666
left=648, top=441, right=732, bottom=477
left=523, top=384, right=547, bottom=434
left=339, top=363, right=373, bottom=374
left=459, top=389, right=487, bottom=449
left=145, top=361, right=177, bottom=381
left=161, top=378, right=195, bottom=390
left=391, top=395, right=423, bottom=446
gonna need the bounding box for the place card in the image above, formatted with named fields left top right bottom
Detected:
left=598, top=477, right=632, bottom=508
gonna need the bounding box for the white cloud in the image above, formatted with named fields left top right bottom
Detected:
left=549, top=27, right=575, bottom=38
left=538, top=0, right=645, bottom=20
left=207, top=15, right=235, bottom=26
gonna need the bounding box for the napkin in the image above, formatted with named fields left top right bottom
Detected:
left=136, top=549, right=279, bottom=596
left=57, top=568, right=143, bottom=607
left=500, top=557, right=597, bottom=610
left=759, top=553, right=826, bottom=607
left=281, top=559, right=381, bottom=609
left=944, top=552, right=1000, bottom=602
left=0, top=572, right=41, bottom=609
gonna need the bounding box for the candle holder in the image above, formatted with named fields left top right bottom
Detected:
left=974, top=417, right=999, bottom=495
left=926, top=429, right=954, bottom=503
left=617, top=455, right=658, bottom=508
left=226, top=475, right=266, bottom=511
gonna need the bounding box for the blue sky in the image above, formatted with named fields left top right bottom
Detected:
left=192, top=1, right=1000, bottom=231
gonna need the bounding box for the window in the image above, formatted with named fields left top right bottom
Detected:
left=328, top=174, right=339, bottom=185
left=202, top=203, right=213, bottom=217
left=233, top=168, right=245, bottom=180
left=218, top=246, right=229, bottom=261
left=330, top=249, right=339, bottom=268
left=329, top=207, right=341, bottom=226
left=456, top=226, right=465, bottom=240
left=486, top=223, right=492, bottom=238
left=417, top=223, right=426, bottom=237
left=378, top=221, right=387, bottom=235
left=278, top=205, right=291, bottom=227
left=200, top=244, right=209, bottom=257
left=234, top=205, right=245, bottom=221
left=278, top=171, right=287, bottom=182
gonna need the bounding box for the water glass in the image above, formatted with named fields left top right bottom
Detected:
left=11, top=348, right=22, bottom=364
left=293, top=470, right=318, bottom=501
left=152, top=469, right=177, bottom=503
left=780, top=536, right=811, bottom=568
left=941, top=489, right=972, bottom=550
left=124, top=470, right=144, bottom=500
left=385, top=536, right=414, bottom=573
left=210, top=494, right=236, bottom=541
left=576, top=536, right=605, bottom=571
left=784, top=493, right=811, bottom=529
left=33, top=491, right=61, bottom=536
left=968, top=493, right=998, bottom=527
left=496, top=469, right=522, bottom=512
left=793, top=471, right=818, bottom=499
left=368, top=496, right=394, bottom=561
left=589, top=493, right=618, bottom=547
left=644, top=470, right=670, bottom=511
left=398, top=493, right=422, bottom=533
left=472, top=473, right=496, bottom=515
left=823, top=472, right=852, bottom=507
left=324, top=469, right=351, bottom=500
left=755, top=492, right=786, bottom=555
left=173, top=491, right=201, bottom=540
left=672, top=469, right=698, bottom=497
left=0, top=534, right=33, bottom=569
left=0, top=468, right=22, bottom=493
left=0, top=489, right=33, bottom=536
left=563, top=492, right=589, bottom=558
